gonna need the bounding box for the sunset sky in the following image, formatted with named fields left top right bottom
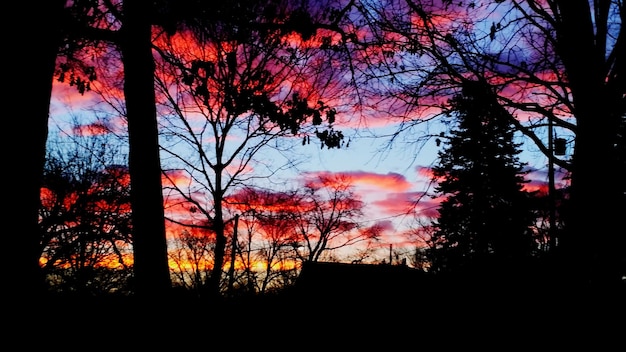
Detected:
left=48, top=77, right=570, bottom=263
left=45, top=0, right=574, bottom=264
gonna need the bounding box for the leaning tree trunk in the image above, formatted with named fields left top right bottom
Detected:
left=121, top=0, right=172, bottom=298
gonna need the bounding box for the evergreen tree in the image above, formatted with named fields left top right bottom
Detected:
left=428, top=81, right=537, bottom=275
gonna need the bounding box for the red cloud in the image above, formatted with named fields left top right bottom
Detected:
left=523, top=179, right=548, bottom=194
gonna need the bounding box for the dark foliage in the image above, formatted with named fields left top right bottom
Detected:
left=39, top=153, right=133, bottom=295
left=428, top=81, right=537, bottom=274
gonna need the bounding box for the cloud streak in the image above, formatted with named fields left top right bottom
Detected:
left=302, top=170, right=412, bottom=192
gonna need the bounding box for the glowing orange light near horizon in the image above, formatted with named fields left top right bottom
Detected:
left=72, top=122, right=110, bottom=136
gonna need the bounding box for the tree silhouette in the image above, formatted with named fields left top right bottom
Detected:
left=153, top=0, right=349, bottom=298
left=115, top=0, right=173, bottom=297
left=40, top=132, right=133, bottom=295
left=428, top=81, right=537, bottom=275
left=230, top=188, right=302, bottom=295
left=290, top=174, right=373, bottom=263
left=168, top=227, right=214, bottom=296
left=348, top=0, right=625, bottom=286
left=27, top=0, right=355, bottom=299
left=8, top=0, right=79, bottom=297
left=223, top=179, right=380, bottom=294
left=10, top=0, right=174, bottom=297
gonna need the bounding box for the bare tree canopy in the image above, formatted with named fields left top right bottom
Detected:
left=346, top=0, right=625, bottom=285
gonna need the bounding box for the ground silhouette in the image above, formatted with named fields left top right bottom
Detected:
left=11, top=264, right=624, bottom=349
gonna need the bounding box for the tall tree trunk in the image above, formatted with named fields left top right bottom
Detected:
left=121, top=0, right=172, bottom=298
left=7, top=0, right=66, bottom=297
left=555, top=0, right=625, bottom=287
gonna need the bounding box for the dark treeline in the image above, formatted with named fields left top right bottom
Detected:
left=7, top=0, right=625, bottom=336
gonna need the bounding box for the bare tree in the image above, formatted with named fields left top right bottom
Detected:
left=226, top=181, right=379, bottom=294
left=153, top=2, right=348, bottom=297
left=168, top=228, right=214, bottom=295
left=290, top=173, right=376, bottom=262
left=40, top=126, right=133, bottom=295
left=347, top=0, right=625, bottom=285
left=230, top=188, right=302, bottom=295
left=48, top=0, right=176, bottom=297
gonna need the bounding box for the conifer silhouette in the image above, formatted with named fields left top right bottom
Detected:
left=428, top=81, right=537, bottom=275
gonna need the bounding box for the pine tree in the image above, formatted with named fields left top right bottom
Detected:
left=428, top=81, right=537, bottom=275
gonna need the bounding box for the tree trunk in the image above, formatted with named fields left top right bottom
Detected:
left=555, top=0, right=625, bottom=287
left=121, top=0, right=172, bottom=298
left=208, top=193, right=227, bottom=298
left=7, top=0, right=66, bottom=297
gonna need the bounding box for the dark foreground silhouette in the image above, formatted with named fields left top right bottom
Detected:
left=8, top=264, right=625, bottom=349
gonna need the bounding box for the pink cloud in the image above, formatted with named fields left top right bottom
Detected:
left=523, top=168, right=570, bottom=195
left=51, top=80, right=100, bottom=108
left=369, top=219, right=395, bottom=233
left=302, top=170, right=412, bottom=192
left=415, top=165, right=435, bottom=180
left=372, top=191, right=424, bottom=216
left=370, top=190, right=441, bottom=219
left=344, top=101, right=443, bottom=130
left=225, top=162, right=255, bottom=176
left=413, top=197, right=441, bottom=219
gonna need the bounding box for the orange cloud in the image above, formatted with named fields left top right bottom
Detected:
left=71, top=122, right=110, bottom=136
left=163, top=169, right=192, bottom=188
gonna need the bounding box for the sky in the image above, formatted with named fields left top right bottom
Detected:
left=46, top=0, right=574, bottom=265
left=48, top=77, right=570, bottom=265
